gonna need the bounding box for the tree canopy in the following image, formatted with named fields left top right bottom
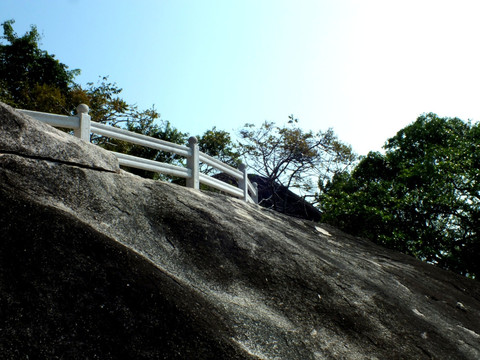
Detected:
left=0, top=20, right=144, bottom=125
left=197, top=126, right=241, bottom=174
left=0, top=19, right=79, bottom=113
left=318, top=113, right=480, bottom=278
left=238, top=116, right=357, bottom=212
left=0, top=20, right=188, bottom=176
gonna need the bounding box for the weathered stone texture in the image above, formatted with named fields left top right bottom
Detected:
left=1, top=102, right=479, bottom=359
left=0, top=103, right=118, bottom=172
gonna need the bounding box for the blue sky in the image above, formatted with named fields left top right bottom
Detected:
left=2, top=0, right=480, bottom=155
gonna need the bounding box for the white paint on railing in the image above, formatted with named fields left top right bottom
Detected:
left=113, top=152, right=191, bottom=179
left=199, top=173, right=244, bottom=198
left=74, top=104, right=91, bottom=141
left=238, top=164, right=249, bottom=202
left=91, top=122, right=191, bottom=157
left=251, top=182, right=259, bottom=204
left=199, top=152, right=243, bottom=179
left=186, top=136, right=200, bottom=190
left=18, top=109, right=80, bottom=129
left=17, top=104, right=258, bottom=203
left=248, top=181, right=259, bottom=204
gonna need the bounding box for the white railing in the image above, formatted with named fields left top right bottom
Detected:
left=18, top=104, right=258, bottom=204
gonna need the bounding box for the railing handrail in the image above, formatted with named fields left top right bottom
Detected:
left=113, top=151, right=191, bottom=179
left=199, top=152, right=243, bottom=179
left=18, top=109, right=81, bottom=129
left=91, top=122, right=191, bottom=157
left=17, top=105, right=258, bottom=204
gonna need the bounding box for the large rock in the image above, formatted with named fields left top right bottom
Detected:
left=0, top=104, right=118, bottom=172
left=213, top=172, right=323, bottom=221
left=249, top=174, right=323, bottom=221
left=1, top=102, right=479, bottom=359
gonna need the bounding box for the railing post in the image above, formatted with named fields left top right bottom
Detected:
left=74, top=104, right=91, bottom=142
left=187, top=136, right=199, bottom=189
left=252, top=182, right=258, bottom=204
left=238, top=163, right=249, bottom=202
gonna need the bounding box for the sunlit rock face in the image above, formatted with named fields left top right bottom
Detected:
left=1, top=101, right=479, bottom=359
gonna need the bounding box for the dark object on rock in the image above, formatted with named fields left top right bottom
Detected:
left=213, top=172, right=322, bottom=221
left=1, top=102, right=480, bottom=359
left=249, top=174, right=322, bottom=222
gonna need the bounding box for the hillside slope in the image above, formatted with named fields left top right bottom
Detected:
left=1, top=102, right=479, bottom=359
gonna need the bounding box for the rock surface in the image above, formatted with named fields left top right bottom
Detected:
left=249, top=174, right=323, bottom=222
left=1, top=102, right=480, bottom=359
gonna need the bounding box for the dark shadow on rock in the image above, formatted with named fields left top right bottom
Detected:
left=0, top=193, right=254, bottom=359
left=212, top=172, right=322, bottom=222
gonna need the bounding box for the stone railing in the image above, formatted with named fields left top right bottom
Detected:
left=19, top=104, right=258, bottom=204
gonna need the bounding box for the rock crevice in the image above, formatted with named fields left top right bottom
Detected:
left=0, top=150, right=119, bottom=173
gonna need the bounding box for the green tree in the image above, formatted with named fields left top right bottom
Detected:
left=0, top=19, right=244, bottom=185
left=197, top=127, right=241, bottom=175
left=239, top=115, right=357, bottom=212
left=318, top=113, right=480, bottom=278
left=0, top=19, right=79, bottom=113
left=75, top=77, right=129, bottom=126
left=0, top=20, right=129, bottom=122
left=0, top=20, right=188, bottom=179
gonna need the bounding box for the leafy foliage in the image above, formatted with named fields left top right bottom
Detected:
left=239, top=115, right=357, bottom=212
left=318, top=113, right=480, bottom=278
left=76, top=77, right=129, bottom=126
left=0, top=20, right=189, bottom=179
left=0, top=19, right=79, bottom=113
left=197, top=127, right=241, bottom=174
left=0, top=19, right=359, bottom=209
